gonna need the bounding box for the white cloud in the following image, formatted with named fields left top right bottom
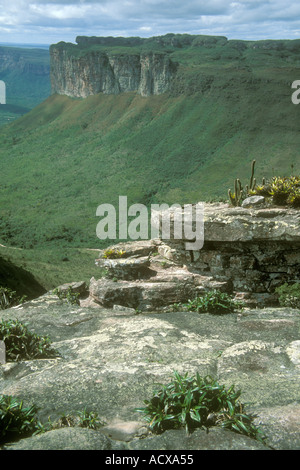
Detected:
left=0, top=1, right=299, bottom=45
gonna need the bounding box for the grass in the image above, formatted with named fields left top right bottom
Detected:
left=181, top=291, right=244, bottom=314
left=0, top=85, right=299, bottom=252
left=0, top=244, right=104, bottom=293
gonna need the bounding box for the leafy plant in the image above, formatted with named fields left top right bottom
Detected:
left=0, top=286, right=27, bottom=310
left=53, top=286, right=80, bottom=305
left=275, top=282, right=300, bottom=308
left=103, top=248, right=126, bottom=259
left=49, top=408, right=104, bottom=431
left=184, top=290, right=244, bottom=314
left=0, top=396, right=104, bottom=444
left=77, top=408, right=104, bottom=430
left=0, top=319, right=58, bottom=362
left=136, top=371, right=266, bottom=443
left=252, top=175, right=300, bottom=207
left=0, top=395, right=44, bottom=443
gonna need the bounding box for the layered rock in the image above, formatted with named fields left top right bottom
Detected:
left=50, top=44, right=176, bottom=98
left=89, top=203, right=300, bottom=310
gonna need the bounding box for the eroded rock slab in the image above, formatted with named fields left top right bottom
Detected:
left=0, top=295, right=299, bottom=450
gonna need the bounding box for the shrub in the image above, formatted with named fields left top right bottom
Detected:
left=0, top=395, right=43, bottom=443
left=184, top=290, right=244, bottom=314
left=0, top=396, right=103, bottom=444
left=0, top=286, right=27, bottom=310
left=253, top=175, right=300, bottom=207
left=136, top=371, right=266, bottom=443
left=275, top=282, right=300, bottom=308
left=0, top=319, right=58, bottom=362
left=44, top=408, right=104, bottom=431
left=53, top=286, right=80, bottom=305
left=103, top=248, right=126, bottom=259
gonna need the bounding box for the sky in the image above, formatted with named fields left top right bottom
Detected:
left=0, top=0, right=300, bottom=46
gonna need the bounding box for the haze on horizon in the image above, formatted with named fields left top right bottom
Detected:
left=0, top=0, right=299, bottom=47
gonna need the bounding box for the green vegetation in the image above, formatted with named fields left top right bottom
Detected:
left=0, top=394, right=103, bottom=444
left=0, top=244, right=103, bottom=294
left=0, top=395, right=44, bottom=443
left=0, top=319, right=58, bottom=361
left=228, top=160, right=260, bottom=206
left=136, top=371, right=266, bottom=443
left=0, top=46, right=50, bottom=126
left=174, top=290, right=244, bottom=314
left=103, top=248, right=126, bottom=259
left=252, top=175, right=300, bottom=207
left=50, top=408, right=104, bottom=431
left=0, top=286, right=26, bottom=310
left=228, top=159, right=300, bottom=207
left=0, top=34, right=300, bottom=290
left=275, top=283, right=300, bottom=308
left=52, top=286, right=80, bottom=305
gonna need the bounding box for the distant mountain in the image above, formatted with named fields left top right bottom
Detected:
left=0, top=34, right=300, bottom=249
left=0, top=45, right=50, bottom=126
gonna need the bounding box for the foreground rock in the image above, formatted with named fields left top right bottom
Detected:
left=0, top=293, right=299, bottom=450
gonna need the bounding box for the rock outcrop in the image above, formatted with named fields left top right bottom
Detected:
left=90, top=203, right=300, bottom=310
left=0, top=293, right=299, bottom=450
left=1, top=202, right=299, bottom=450
left=50, top=44, right=176, bottom=98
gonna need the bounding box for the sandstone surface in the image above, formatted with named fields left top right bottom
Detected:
left=0, top=292, right=299, bottom=450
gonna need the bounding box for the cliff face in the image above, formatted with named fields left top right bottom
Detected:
left=50, top=45, right=177, bottom=98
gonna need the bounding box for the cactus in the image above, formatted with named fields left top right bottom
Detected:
left=228, top=179, right=244, bottom=206
left=228, top=160, right=259, bottom=206
left=249, top=159, right=256, bottom=191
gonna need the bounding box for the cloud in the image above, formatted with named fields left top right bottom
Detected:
left=0, top=1, right=299, bottom=45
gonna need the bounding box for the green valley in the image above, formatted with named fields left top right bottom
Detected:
left=0, top=45, right=50, bottom=126
left=0, top=34, right=300, bottom=291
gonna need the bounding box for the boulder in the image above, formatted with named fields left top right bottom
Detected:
left=242, top=196, right=265, bottom=208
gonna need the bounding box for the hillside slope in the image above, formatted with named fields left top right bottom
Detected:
left=0, top=35, right=300, bottom=250
left=0, top=46, right=50, bottom=126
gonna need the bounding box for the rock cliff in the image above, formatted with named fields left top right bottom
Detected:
left=50, top=43, right=176, bottom=98
left=50, top=34, right=300, bottom=99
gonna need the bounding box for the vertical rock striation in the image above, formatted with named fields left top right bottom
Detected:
left=50, top=43, right=176, bottom=98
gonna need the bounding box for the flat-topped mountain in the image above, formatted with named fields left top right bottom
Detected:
left=50, top=33, right=300, bottom=98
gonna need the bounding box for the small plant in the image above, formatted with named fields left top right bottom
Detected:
left=0, top=395, right=44, bottom=443
left=50, top=408, right=104, bottom=431
left=251, top=175, right=300, bottom=208
left=53, top=287, right=80, bottom=305
left=0, top=286, right=27, bottom=310
left=275, top=282, right=300, bottom=308
left=136, top=372, right=266, bottom=443
left=77, top=408, right=104, bottom=430
left=103, top=248, right=126, bottom=259
left=184, top=290, right=244, bottom=314
left=0, top=319, right=58, bottom=362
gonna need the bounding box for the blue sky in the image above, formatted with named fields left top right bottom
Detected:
left=0, top=1, right=300, bottom=45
